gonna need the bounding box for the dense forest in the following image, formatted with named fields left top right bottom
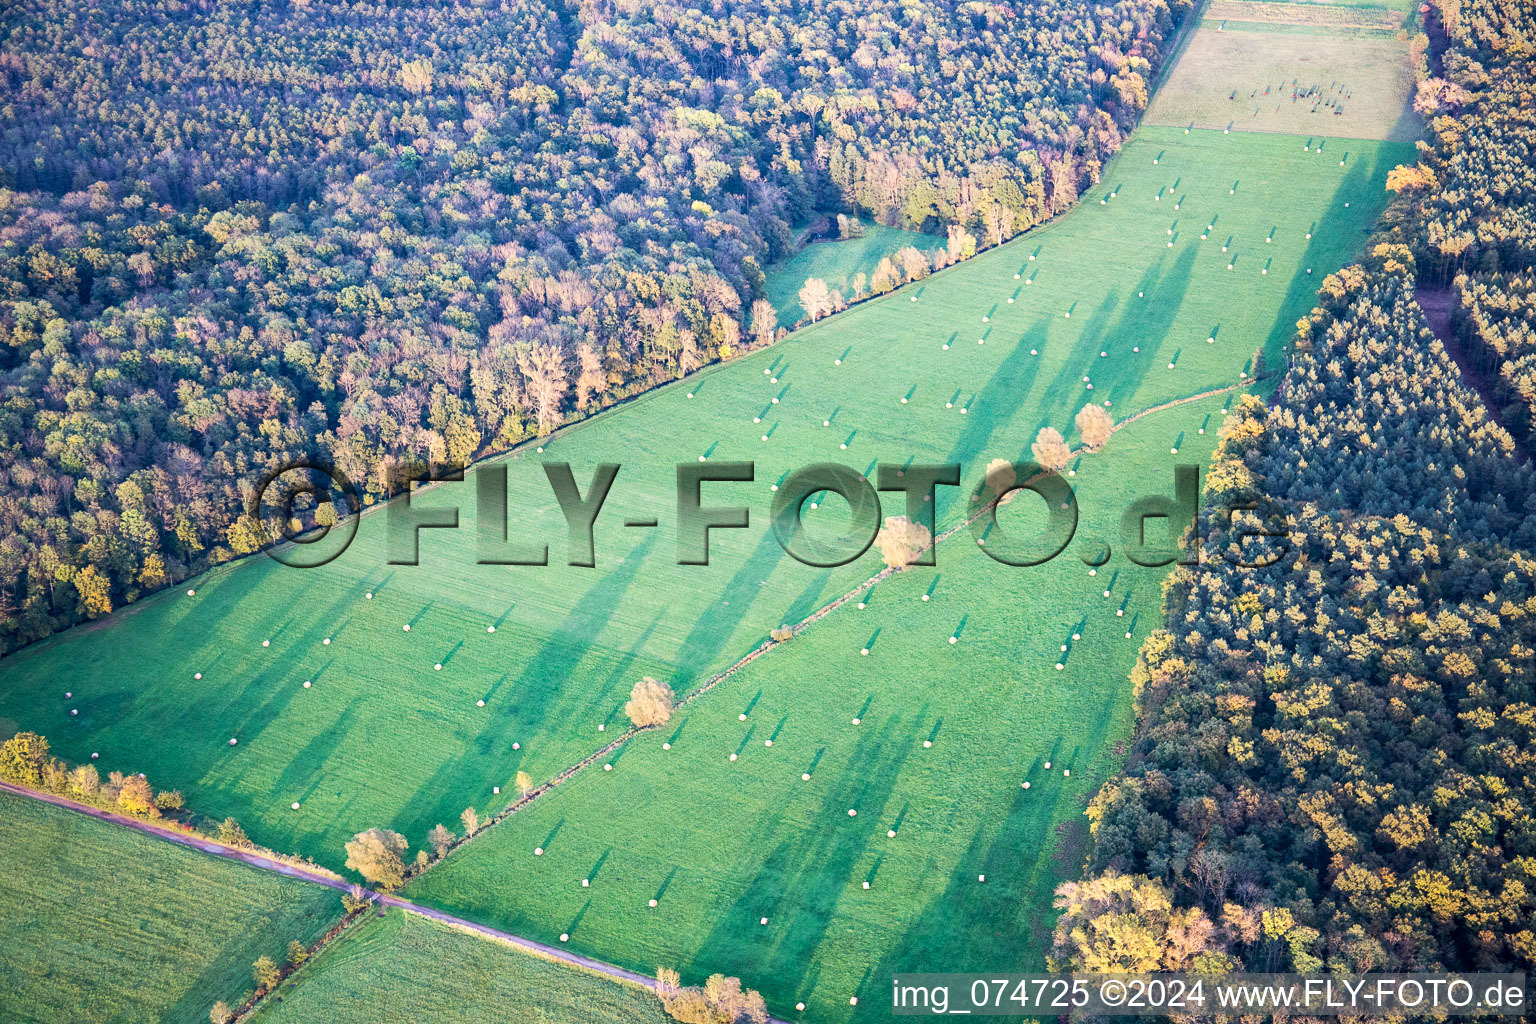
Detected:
left=1388, top=0, right=1536, bottom=448
left=1056, top=1, right=1536, bottom=979
left=0, top=0, right=1188, bottom=652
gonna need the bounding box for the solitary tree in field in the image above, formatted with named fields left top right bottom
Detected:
left=626, top=677, right=676, bottom=727
left=252, top=955, right=280, bottom=992
left=515, top=770, right=534, bottom=798
left=344, top=828, right=409, bottom=889
left=875, top=515, right=931, bottom=568
left=985, top=457, right=1016, bottom=496
left=1075, top=404, right=1114, bottom=450
left=460, top=806, right=481, bottom=836
left=1032, top=427, right=1072, bottom=472
left=428, top=823, right=454, bottom=857
left=798, top=277, right=832, bottom=322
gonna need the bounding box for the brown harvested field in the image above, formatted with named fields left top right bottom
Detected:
left=1146, top=14, right=1420, bottom=142
left=1205, top=1, right=1404, bottom=29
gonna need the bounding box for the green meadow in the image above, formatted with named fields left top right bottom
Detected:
left=251, top=910, right=670, bottom=1024
left=0, top=125, right=1409, bottom=892
left=765, top=220, right=929, bottom=326
left=404, top=392, right=1240, bottom=1022
left=0, top=793, right=339, bottom=1024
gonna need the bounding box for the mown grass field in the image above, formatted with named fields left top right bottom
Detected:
left=765, top=220, right=929, bottom=326
left=1145, top=4, right=1419, bottom=141
left=0, top=793, right=339, bottom=1024
left=0, top=124, right=1409, bottom=894
left=250, top=910, right=670, bottom=1024
left=405, top=392, right=1241, bottom=1021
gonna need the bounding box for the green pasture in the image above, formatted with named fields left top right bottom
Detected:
left=405, top=391, right=1244, bottom=1021
left=0, top=126, right=1409, bottom=891
left=0, top=793, right=339, bottom=1024
left=765, top=220, right=931, bottom=326
left=251, top=910, right=669, bottom=1024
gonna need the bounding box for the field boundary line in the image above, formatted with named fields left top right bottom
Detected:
left=0, top=781, right=732, bottom=1021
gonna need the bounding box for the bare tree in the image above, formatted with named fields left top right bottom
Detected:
left=711, top=311, right=741, bottom=355
left=400, top=58, right=434, bottom=95
left=679, top=328, right=701, bottom=375
left=870, top=257, right=899, bottom=294
left=428, top=823, right=454, bottom=857
left=946, top=223, right=977, bottom=262
left=983, top=203, right=1015, bottom=247
left=798, top=277, right=832, bottom=322
left=897, top=246, right=930, bottom=282
left=574, top=340, right=606, bottom=411
left=749, top=298, right=777, bottom=349
left=984, top=458, right=1016, bottom=496
left=517, top=342, right=569, bottom=435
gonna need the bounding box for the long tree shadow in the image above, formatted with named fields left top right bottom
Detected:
left=671, top=526, right=795, bottom=685
left=1045, top=247, right=1198, bottom=431
left=684, top=715, right=917, bottom=999
left=940, top=314, right=1053, bottom=473
left=395, top=542, right=659, bottom=841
